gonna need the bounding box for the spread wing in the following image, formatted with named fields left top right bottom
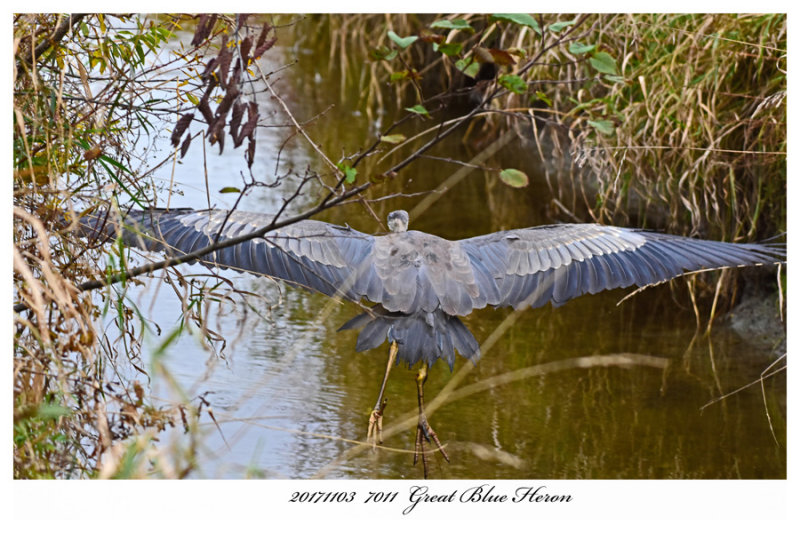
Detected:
left=459, top=223, right=785, bottom=310
left=80, top=208, right=377, bottom=302
left=81, top=211, right=784, bottom=318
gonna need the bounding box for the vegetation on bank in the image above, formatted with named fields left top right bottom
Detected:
left=13, top=13, right=785, bottom=478
left=297, top=13, right=785, bottom=239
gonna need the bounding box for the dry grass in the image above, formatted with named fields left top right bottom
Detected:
left=570, top=14, right=786, bottom=241
left=293, top=14, right=785, bottom=240
left=12, top=13, right=240, bottom=478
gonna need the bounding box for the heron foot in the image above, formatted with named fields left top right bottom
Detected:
left=366, top=342, right=398, bottom=450
left=367, top=398, right=387, bottom=449
left=413, top=364, right=449, bottom=478
left=413, top=411, right=450, bottom=478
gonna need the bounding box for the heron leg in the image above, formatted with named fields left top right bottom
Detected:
left=413, top=364, right=450, bottom=478
left=367, top=341, right=398, bottom=448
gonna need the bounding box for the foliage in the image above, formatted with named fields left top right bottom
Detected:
left=294, top=14, right=785, bottom=241
left=12, top=13, right=278, bottom=478
left=582, top=14, right=786, bottom=241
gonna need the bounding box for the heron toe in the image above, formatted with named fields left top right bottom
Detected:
left=413, top=364, right=450, bottom=478
left=414, top=411, right=450, bottom=478
left=367, top=399, right=387, bottom=448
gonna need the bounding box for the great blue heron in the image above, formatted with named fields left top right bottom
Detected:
left=80, top=208, right=785, bottom=477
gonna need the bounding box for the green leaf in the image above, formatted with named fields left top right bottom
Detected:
left=490, top=14, right=542, bottom=35
left=430, top=19, right=474, bottom=32
left=369, top=46, right=397, bottom=61
left=98, top=154, right=130, bottom=173
left=455, top=58, right=480, bottom=78
left=433, top=42, right=463, bottom=56
left=405, top=105, right=430, bottom=118
left=337, top=163, right=358, bottom=184
left=587, top=119, right=616, bottom=136
left=380, top=134, right=407, bottom=144
left=548, top=19, right=578, bottom=33
left=498, top=74, right=527, bottom=95
left=499, top=168, right=529, bottom=188
left=390, top=70, right=409, bottom=82
left=589, top=51, right=619, bottom=75
left=534, top=91, right=552, bottom=106
left=603, top=74, right=626, bottom=83
left=387, top=30, right=418, bottom=49
left=568, top=41, right=596, bottom=55
left=36, top=403, right=72, bottom=421
left=219, top=186, right=241, bottom=194
left=549, top=18, right=577, bottom=33
left=690, top=73, right=708, bottom=86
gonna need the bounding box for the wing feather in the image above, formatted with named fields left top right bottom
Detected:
left=459, top=223, right=784, bottom=311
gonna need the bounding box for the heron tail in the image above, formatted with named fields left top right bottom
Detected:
left=338, top=306, right=480, bottom=371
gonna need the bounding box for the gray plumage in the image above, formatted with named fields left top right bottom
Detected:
left=79, top=208, right=785, bottom=369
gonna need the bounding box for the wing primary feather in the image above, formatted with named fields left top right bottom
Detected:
left=589, top=255, right=612, bottom=292
left=602, top=250, right=636, bottom=288
left=576, top=258, right=595, bottom=295
left=264, top=244, right=291, bottom=281
left=552, top=263, right=574, bottom=304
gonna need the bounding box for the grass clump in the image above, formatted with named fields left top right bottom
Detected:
left=297, top=14, right=785, bottom=241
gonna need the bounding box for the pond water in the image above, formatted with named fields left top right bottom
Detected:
left=114, top=17, right=785, bottom=480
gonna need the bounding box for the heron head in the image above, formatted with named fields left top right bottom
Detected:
left=387, top=210, right=409, bottom=233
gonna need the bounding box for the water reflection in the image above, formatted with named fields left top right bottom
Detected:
left=131, top=258, right=785, bottom=479
left=123, top=18, right=785, bottom=480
